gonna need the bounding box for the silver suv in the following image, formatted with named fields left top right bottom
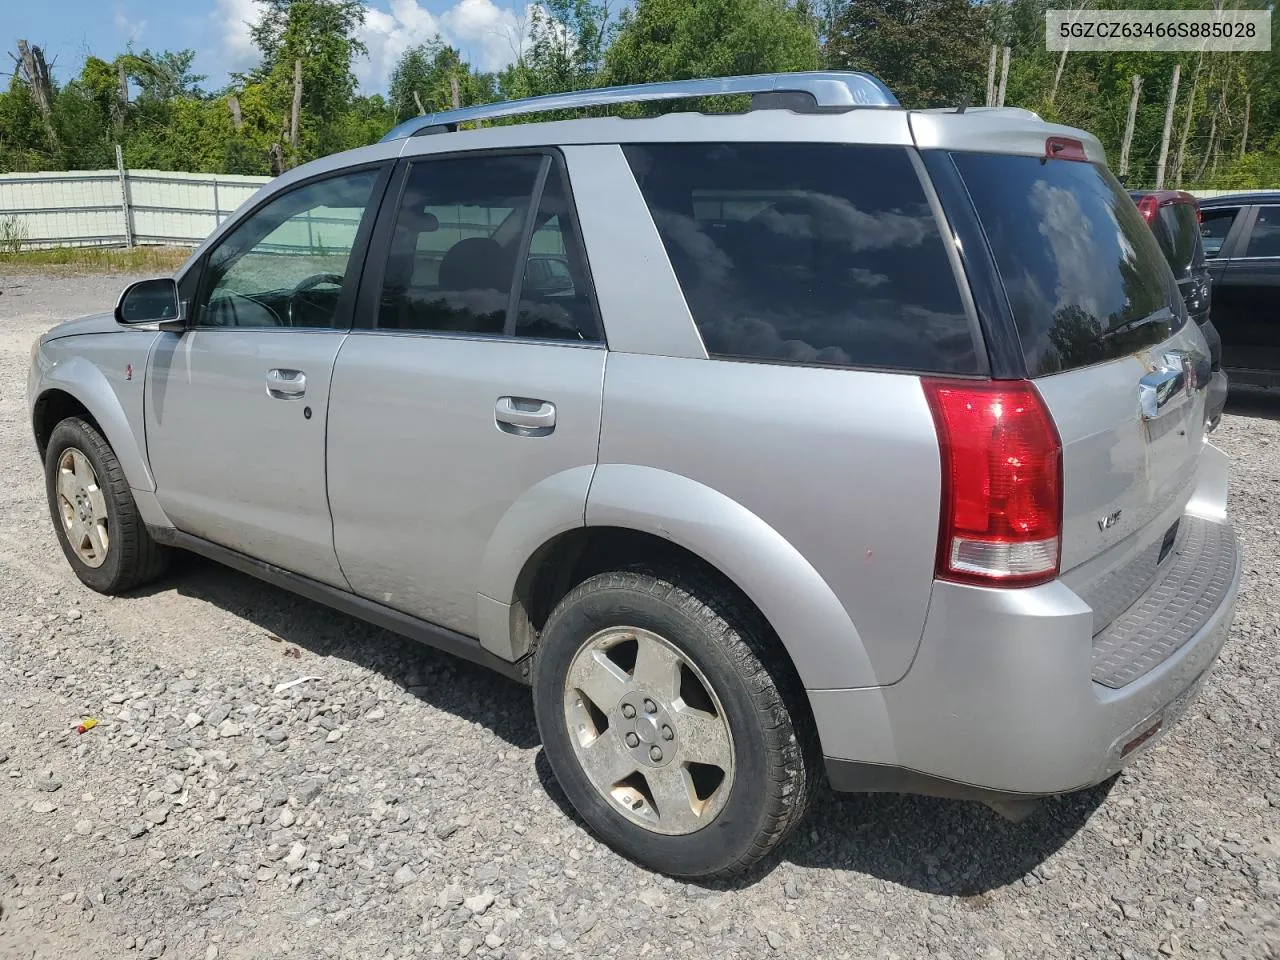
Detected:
left=27, top=73, right=1241, bottom=879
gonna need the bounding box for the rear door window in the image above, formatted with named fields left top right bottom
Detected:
left=622, top=143, right=980, bottom=374
left=952, top=153, right=1178, bottom=376
left=1199, top=206, right=1239, bottom=258
left=1245, top=206, right=1280, bottom=258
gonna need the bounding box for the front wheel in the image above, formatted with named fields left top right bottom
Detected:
left=532, top=566, right=817, bottom=878
left=44, top=417, right=170, bottom=594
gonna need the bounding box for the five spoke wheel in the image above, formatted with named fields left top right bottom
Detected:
left=563, top=627, right=734, bottom=835
left=55, top=447, right=109, bottom=568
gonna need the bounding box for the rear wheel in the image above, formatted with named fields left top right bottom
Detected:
left=44, top=417, right=170, bottom=594
left=532, top=565, right=816, bottom=878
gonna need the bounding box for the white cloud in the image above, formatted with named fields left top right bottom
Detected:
left=214, top=0, right=262, bottom=74
left=114, top=2, right=147, bottom=42
left=358, top=0, right=534, bottom=92
left=209, top=0, right=535, bottom=93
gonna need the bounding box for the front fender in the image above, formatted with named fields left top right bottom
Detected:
left=585, top=464, right=877, bottom=691
left=34, top=351, right=156, bottom=493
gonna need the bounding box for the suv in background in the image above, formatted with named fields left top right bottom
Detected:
left=28, top=73, right=1240, bottom=879
left=1132, top=190, right=1228, bottom=428
left=1197, top=191, right=1280, bottom=388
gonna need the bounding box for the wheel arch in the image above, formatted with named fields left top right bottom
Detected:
left=486, top=464, right=879, bottom=692
left=32, top=356, right=155, bottom=492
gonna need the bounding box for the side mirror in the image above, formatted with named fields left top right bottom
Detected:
left=116, top=277, right=181, bottom=327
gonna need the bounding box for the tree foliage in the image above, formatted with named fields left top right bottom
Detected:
left=824, top=0, right=988, bottom=108
left=0, top=0, right=1276, bottom=189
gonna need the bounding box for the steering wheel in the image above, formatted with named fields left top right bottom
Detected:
left=286, top=273, right=345, bottom=326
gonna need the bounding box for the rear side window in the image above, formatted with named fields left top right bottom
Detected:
left=1155, top=202, right=1203, bottom=277
left=953, top=153, right=1178, bottom=376
left=623, top=143, right=979, bottom=374
left=1245, top=206, right=1280, bottom=258
left=1200, top=207, right=1238, bottom=257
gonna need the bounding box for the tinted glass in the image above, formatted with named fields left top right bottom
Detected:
left=201, top=170, right=377, bottom=328
left=1199, top=207, right=1238, bottom=257
left=1245, top=206, right=1280, bottom=258
left=379, top=155, right=541, bottom=333
left=953, top=153, right=1178, bottom=376
left=1156, top=202, right=1203, bottom=277
left=515, top=161, right=601, bottom=341
left=623, top=143, right=978, bottom=373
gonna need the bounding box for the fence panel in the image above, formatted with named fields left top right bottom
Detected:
left=0, top=168, right=271, bottom=249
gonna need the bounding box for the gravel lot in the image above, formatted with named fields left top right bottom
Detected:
left=1, top=270, right=1277, bottom=960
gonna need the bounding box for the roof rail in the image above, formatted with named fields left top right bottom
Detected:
left=379, top=71, right=899, bottom=142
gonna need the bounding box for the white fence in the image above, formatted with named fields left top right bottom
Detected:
left=0, top=167, right=271, bottom=249
left=1, top=165, right=1275, bottom=253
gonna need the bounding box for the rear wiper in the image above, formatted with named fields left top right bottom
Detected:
left=1099, top=306, right=1175, bottom=341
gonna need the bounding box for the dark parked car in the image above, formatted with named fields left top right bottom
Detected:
left=1131, top=190, right=1228, bottom=427
left=1196, top=191, right=1280, bottom=388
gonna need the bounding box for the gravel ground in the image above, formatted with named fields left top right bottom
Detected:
left=0, top=270, right=1277, bottom=960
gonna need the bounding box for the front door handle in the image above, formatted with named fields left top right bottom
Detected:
left=267, top=368, right=306, bottom=400
left=495, top=396, right=555, bottom=435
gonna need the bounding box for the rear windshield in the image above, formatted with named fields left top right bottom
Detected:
left=953, top=153, right=1179, bottom=376
left=1155, top=202, right=1203, bottom=278
left=624, top=143, right=980, bottom=374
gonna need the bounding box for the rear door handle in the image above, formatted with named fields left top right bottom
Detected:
left=495, top=397, right=555, bottom=435
left=267, top=368, right=306, bottom=399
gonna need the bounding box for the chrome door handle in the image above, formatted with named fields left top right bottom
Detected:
left=266, top=368, right=307, bottom=399
left=495, top=396, right=555, bottom=434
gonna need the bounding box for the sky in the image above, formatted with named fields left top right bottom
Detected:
left=4, top=0, right=539, bottom=94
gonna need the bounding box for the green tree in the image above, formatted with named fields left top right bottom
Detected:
left=388, top=38, right=497, bottom=122
left=605, top=0, right=819, bottom=91
left=500, top=0, right=619, bottom=99
left=823, top=0, right=988, bottom=108
left=247, top=0, right=369, bottom=161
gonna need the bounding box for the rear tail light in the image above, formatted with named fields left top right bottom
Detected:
left=1135, top=194, right=1160, bottom=225
left=923, top=379, right=1063, bottom=587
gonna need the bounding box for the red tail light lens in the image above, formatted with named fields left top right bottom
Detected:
left=923, top=379, right=1063, bottom=587
left=1135, top=194, right=1160, bottom=225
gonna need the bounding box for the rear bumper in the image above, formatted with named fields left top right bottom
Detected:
left=814, top=513, right=1240, bottom=799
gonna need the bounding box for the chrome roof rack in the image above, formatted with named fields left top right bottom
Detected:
left=380, top=71, right=899, bottom=142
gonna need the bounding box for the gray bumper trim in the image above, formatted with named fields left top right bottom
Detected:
left=1091, top=515, right=1237, bottom=689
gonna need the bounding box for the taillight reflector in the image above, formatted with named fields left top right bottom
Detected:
left=1135, top=193, right=1160, bottom=225
left=923, top=379, right=1063, bottom=587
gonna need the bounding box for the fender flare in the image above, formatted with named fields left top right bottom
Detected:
left=579, top=464, right=878, bottom=691
left=34, top=355, right=155, bottom=493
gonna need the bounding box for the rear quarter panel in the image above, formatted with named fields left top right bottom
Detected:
left=592, top=353, right=943, bottom=690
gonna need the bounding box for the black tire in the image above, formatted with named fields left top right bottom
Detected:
left=532, top=564, right=817, bottom=879
left=44, top=417, right=170, bottom=594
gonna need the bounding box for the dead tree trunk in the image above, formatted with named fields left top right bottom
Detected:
left=450, top=74, right=461, bottom=110
left=14, top=40, right=59, bottom=153
left=1241, top=90, right=1251, bottom=156
left=115, top=61, right=129, bottom=134
left=1194, top=107, right=1219, bottom=185
left=228, top=95, right=244, bottom=132
left=1049, top=2, right=1088, bottom=106
left=1173, top=54, right=1204, bottom=187
left=289, top=58, right=302, bottom=162
left=997, top=46, right=1011, bottom=107
left=269, top=143, right=285, bottom=177
left=1119, top=75, right=1143, bottom=179
left=986, top=45, right=998, bottom=106
left=413, top=90, right=426, bottom=115
left=1156, top=63, right=1181, bottom=190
